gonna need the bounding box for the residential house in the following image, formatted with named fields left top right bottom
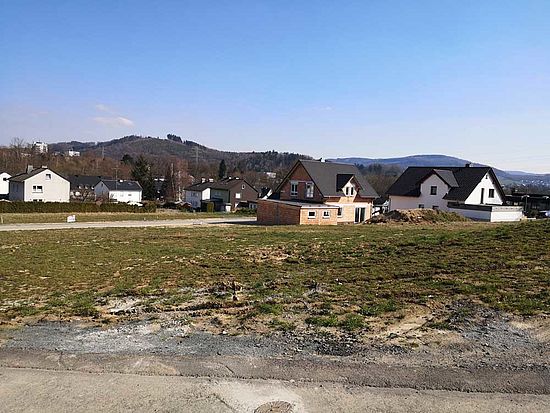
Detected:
left=0, top=172, right=11, bottom=199
left=69, top=175, right=105, bottom=201
left=184, top=179, right=214, bottom=209
left=185, top=177, right=258, bottom=211
left=94, top=179, right=142, bottom=204
left=387, top=165, right=524, bottom=222
left=9, top=166, right=69, bottom=202
left=258, top=159, right=378, bottom=225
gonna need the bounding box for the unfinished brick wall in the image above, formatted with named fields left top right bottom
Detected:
left=299, top=208, right=338, bottom=225
left=257, top=200, right=301, bottom=225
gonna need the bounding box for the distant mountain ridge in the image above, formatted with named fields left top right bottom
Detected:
left=328, top=154, right=550, bottom=186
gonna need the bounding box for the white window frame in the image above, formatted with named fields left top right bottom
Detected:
left=488, top=189, right=495, bottom=198
left=430, top=186, right=437, bottom=195
left=418, top=204, right=425, bottom=209
left=235, top=192, right=241, bottom=199
left=290, top=181, right=298, bottom=197
left=305, top=182, right=314, bottom=198
left=322, top=210, right=330, bottom=219
left=307, top=210, right=316, bottom=219
left=32, top=185, right=43, bottom=193
left=337, top=207, right=343, bottom=217
left=45, top=173, right=52, bottom=180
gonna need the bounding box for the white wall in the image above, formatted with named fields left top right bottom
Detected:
left=464, top=173, right=503, bottom=205
left=390, top=174, right=450, bottom=211
left=94, top=182, right=142, bottom=203
left=448, top=205, right=523, bottom=222
left=0, top=172, right=11, bottom=195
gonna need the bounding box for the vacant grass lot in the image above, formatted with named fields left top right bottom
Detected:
left=0, top=210, right=225, bottom=224
left=1, top=220, right=548, bottom=331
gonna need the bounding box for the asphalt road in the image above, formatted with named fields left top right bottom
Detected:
left=0, top=217, right=256, bottom=231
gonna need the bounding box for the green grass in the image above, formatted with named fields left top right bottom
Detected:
left=0, top=220, right=549, bottom=329
left=0, top=211, right=227, bottom=224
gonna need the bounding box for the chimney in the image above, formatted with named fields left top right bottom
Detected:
left=208, top=178, right=214, bottom=182
left=201, top=177, right=206, bottom=183
left=465, top=163, right=471, bottom=168
left=26, top=165, right=34, bottom=174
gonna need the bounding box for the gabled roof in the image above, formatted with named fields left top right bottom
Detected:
left=185, top=178, right=258, bottom=193
left=284, top=160, right=378, bottom=198
left=9, top=167, right=67, bottom=183
left=68, top=175, right=106, bottom=189
left=99, top=179, right=142, bottom=191
left=387, top=166, right=504, bottom=201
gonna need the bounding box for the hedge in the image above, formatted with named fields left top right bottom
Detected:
left=0, top=201, right=156, bottom=214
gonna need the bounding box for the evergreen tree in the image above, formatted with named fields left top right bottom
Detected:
left=218, top=159, right=227, bottom=180
left=131, top=155, right=155, bottom=200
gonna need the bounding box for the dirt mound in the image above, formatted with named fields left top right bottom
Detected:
left=368, top=209, right=470, bottom=224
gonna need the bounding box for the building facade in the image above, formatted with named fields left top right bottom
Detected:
left=387, top=166, right=523, bottom=222
left=9, top=166, right=69, bottom=202
left=94, top=180, right=142, bottom=204
left=258, top=160, right=378, bottom=225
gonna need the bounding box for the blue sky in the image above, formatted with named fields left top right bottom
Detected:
left=1, top=1, right=549, bottom=172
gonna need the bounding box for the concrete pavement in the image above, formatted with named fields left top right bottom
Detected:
left=0, top=217, right=256, bottom=231
left=2, top=367, right=549, bottom=413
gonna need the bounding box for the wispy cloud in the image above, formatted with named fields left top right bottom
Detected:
left=94, top=103, right=112, bottom=113
left=93, top=116, right=134, bottom=127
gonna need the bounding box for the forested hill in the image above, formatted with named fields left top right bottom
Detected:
left=50, top=135, right=312, bottom=173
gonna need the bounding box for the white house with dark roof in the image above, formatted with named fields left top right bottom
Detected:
left=387, top=165, right=523, bottom=222
left=0, top=172, right=11, bottom=198
left=94, top=179, right=142, bottom=204
left=9, top=166, right=69, bottom=202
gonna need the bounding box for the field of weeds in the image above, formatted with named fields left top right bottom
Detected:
left=0, top=220, right=548, bottom=336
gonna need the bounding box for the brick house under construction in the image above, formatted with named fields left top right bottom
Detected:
left=257, top=160, right=378, bottom=225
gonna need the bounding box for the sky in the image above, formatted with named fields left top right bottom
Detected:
left=1, top=1, right=549, bottom=173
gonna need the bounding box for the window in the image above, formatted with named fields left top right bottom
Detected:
left=235, top=192, right=241, bottom=199
left=432, top=205, right=439, bottom=210
left=32, top=185, right=43, bottom=193
left=350, top=187, right=355, bottom=196
left=306, top=182, right=314, bottom=198
left=345, top=187, right=349, bottom=196
left=418, top=204, right=425, bottom=209
left=430, top=186, right=437, bottom=195
left=290, top=181, right=298, bottom=196
left=307, top=210, right=316, bottom=219
left=488, top=189, right=495, bottom=198
left=241, top=184, right=245, bottom=190
left=337, top=207, right=343, bottom=217
left=45, top=173, right=51, bottom=180
left=323, top=210, right=330, bottom=219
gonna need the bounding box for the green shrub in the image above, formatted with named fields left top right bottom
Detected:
left=0, top=201, right=156, bottom=213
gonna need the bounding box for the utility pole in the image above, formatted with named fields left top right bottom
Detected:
left=195, top=146, right=199, bottom=180
left=113, top=167, right=119, bottom=190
